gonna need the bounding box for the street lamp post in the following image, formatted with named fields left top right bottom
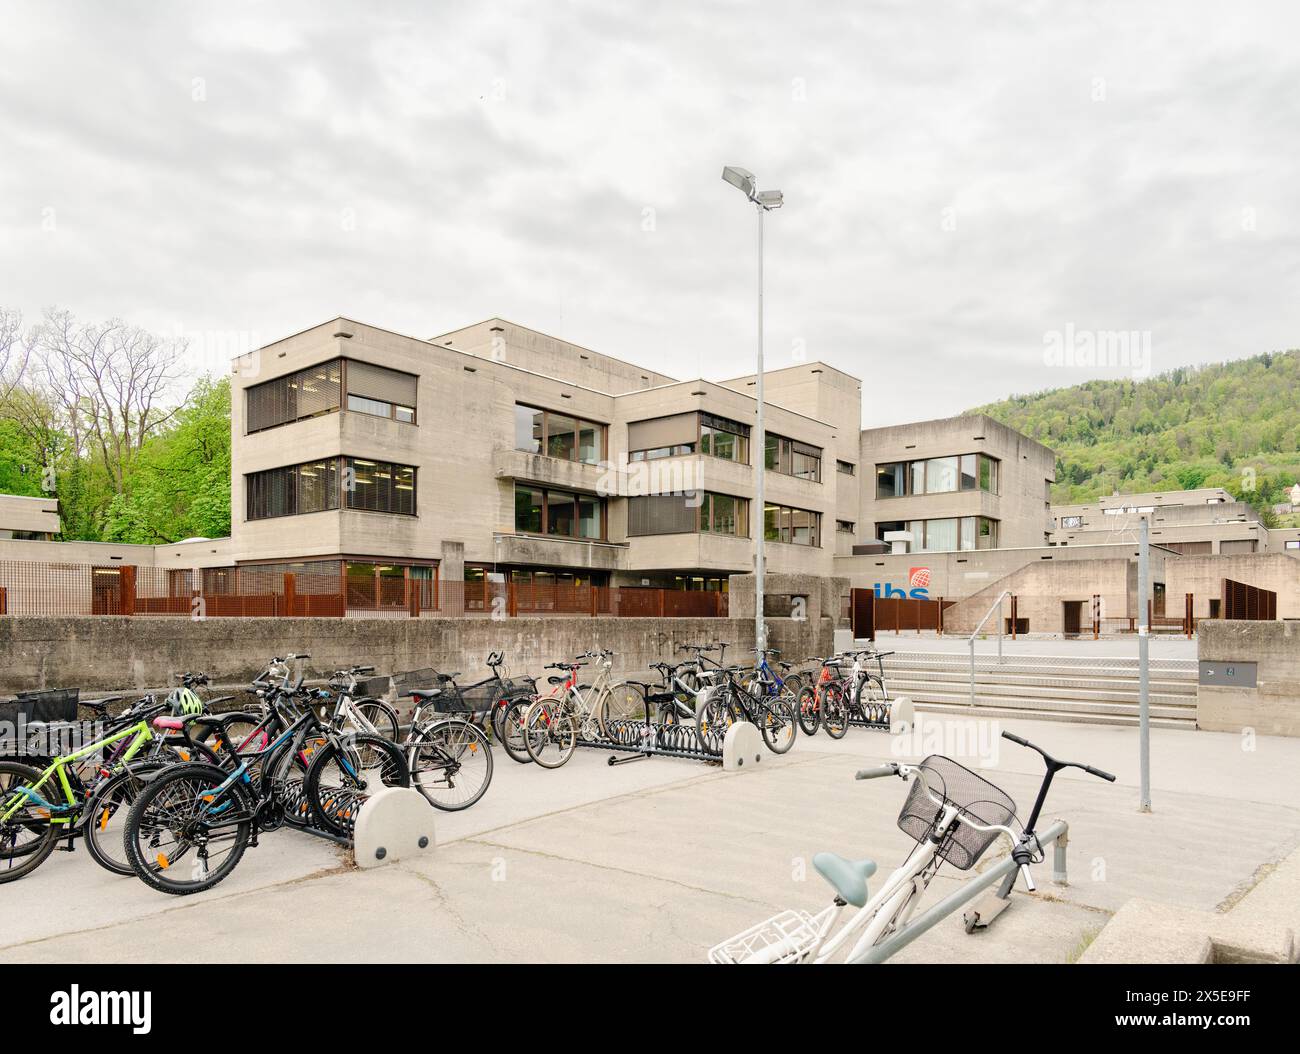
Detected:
left=722, top=166, right=783, bottom=655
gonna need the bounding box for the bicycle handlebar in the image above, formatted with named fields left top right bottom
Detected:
left=855, top=764, right=900, bottom=780
left=1001, top=730, right=1116, bottom=782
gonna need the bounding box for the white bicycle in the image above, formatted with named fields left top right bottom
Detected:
left=709, top=730, right=1115, bottom=964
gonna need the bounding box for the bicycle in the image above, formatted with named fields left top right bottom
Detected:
left=0, top=694, right=226, bottom=883
left=695, top=662, right=798, bottom=754
left=514, top=651, right=644, bottom=769
left=708, top=730, right=1115, bottom=963
left=122, top=662, right=410, bottom=893
left=795, top=656, right=847, bottom=736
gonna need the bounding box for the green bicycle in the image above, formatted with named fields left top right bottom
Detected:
left=0, top=711, right=214, bottom=883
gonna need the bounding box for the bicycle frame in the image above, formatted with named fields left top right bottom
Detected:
left=1, top=720, right=153, bottom=825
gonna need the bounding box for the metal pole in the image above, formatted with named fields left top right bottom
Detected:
left=754, top=202, right=766, bottom=655
left=1138, top=516, right=1152, bottom=812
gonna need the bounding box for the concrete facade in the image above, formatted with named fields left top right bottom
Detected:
left=851, top=413, right=1056, bottom=555
left=0, top=613, right=831, bottom=695
left=1198, top=619, right=1300, bottom=736
left=0, top=494, right=59, bottom=540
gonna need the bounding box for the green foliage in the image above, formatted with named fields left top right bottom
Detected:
left=0, top=419, right=44, bottom=496
left=971, top=350, right=1300, bottom=523
left=101, top=377, right=232, bottom=544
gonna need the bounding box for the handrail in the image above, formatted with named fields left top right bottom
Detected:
left=967, top=589, right=1011, bottom=707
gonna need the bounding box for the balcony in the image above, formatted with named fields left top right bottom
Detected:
left=491, top=531, right=628, bottom=571
left=492, top=448, right=613, bottom=493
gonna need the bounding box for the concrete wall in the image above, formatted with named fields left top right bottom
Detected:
left=857, top=413, right=1056, bottom=551
left=0, top=615, right=832, bottom=694
left=1166, top=553, right=1300, bottom=620
left=940, top=557, right=1136, bottom=635
left=1198, top=620, right=1300, bottom=736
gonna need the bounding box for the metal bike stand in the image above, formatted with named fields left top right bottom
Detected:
left=849, top=818, right=1070, bottom=964
left=575, top=717, right=724, bottom=766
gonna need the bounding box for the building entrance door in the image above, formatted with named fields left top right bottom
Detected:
left=1062, top=600, right=1085, bottom=637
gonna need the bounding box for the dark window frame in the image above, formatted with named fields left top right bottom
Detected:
left=513, top=482, right=607, bottom=541
left=514, top=403, right=608, bottom=466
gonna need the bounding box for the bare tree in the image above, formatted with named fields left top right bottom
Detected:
left=32, top=308, right=188, bottom=492
left=0, top=308, right=30, bottom=403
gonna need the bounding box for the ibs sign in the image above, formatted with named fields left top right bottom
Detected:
left=873, top=567, right=931, bottom=600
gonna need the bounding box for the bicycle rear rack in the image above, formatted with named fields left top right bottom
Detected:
left=576, top=717, right=724, bottom=766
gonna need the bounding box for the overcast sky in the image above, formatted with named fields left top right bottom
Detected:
left=2, top=1, right=1297, bottom=425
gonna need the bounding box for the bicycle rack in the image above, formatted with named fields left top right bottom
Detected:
left=278, top=777, right=356, bottom=846
left=576, top=717, right=724, bottom=766
left=845, top=699, right=892, bottom=732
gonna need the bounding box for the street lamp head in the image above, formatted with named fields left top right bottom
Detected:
left=721, top=165, right=756, bottom=199
left=756, top=189, right=784, bottom=210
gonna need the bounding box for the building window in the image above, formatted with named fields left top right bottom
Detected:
left=344, top=458, right=416, bottom=516
left=836, top=519, right=855, bottom=533
left=513, top=484, right=605, bottom=539
left=836, top=460, right=855, bottom=475
left=245, top=360, right=343, bottom=434
left=1061, top=515, right=1083, bottom=528
left=873, top=515, right=999, bottom=552
left=876, top=453, right=999, bottom=497
left=514, top=404, right=605, bottom=465
left=763, top=503, right=821, bottom=546
left=629, top=443, right=695, bottom=461
left=1286, top=540, right=1300, bottom=550
left=699, top=414, right=751, bottom=464
left=765, top=434, right=822, bottom=482
left=344, top=361, right=418, bottom=424
left=699, top=492, right=749, bottom=537
left=246, top=459, right=341, bottom=520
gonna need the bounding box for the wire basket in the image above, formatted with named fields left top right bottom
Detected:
left=0, top=688, right=80, bottom=725
left=896, top=755, right=1017, bottom=871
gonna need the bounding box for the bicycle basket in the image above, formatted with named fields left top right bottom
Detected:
left=896, top=755, right=1017, bottom=870
left=0, top=688, right=81, bottom=725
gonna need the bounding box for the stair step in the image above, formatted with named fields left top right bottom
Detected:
left=898, top=687, right=1193, bottom=720
left=914, top=700, right=1194, bottom=729
left=886, top=677, right=1195, bottom=707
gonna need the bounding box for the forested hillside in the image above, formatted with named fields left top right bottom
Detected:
left=971, top=350, right=1300, bottom=526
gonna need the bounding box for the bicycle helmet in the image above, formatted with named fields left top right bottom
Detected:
left=167, top=686, right=204, bottom=716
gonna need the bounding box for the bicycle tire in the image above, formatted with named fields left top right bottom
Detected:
left=597, top=682, right=649, bottom=739
left=304, top=734, right=410, bottom=836
left=796, top=685, right=821, bottom=737
left=0, top=761, right=59, bottom=884
left=822, top=683, right=849, bottom=739
left=124, top=762, right=254, bottom=895
left=522, top=698, right=577, bottom=769
left=409, top=719, right=493, bottom=811
left=760, top=691, right=798, bottom=754
left=83, top=762, right=167, bottom=877
left=499, top=696, right=538, bottom=764
left=853, top=675, right=889, bottom=725
left=353, top=698, right=400, bottom=741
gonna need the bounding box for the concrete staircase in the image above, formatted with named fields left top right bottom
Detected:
left=879, top=651, right=1199, bottom=728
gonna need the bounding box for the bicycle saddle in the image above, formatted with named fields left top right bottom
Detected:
left=404, top=688, right=444, bottom=700
left=437, top=672, right=462, bottom=682
left=152, top=715, right=201, bottom=731
left=547, top=675, right=567, bottom=686
left=812, top=852, right=877, bottom=908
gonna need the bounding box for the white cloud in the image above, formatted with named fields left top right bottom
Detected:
left=1, top=0, right=1298, bottom=425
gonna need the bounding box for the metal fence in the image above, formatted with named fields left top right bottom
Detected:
left=0, top=560, right=729, bottom=620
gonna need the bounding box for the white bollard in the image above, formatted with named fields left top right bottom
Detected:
left=722, top=722, right=763, bottom=771
left=352, top=787, right=436, bottom=869
left=890, top=696, right=915, bottom=736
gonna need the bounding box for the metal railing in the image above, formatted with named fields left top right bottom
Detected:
left=966, top=589, right=1012, bottom=707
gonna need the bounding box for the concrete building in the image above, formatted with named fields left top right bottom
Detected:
left=227, top=317, right=851, bottom=599
left=0, top=494, right=59, bottom=541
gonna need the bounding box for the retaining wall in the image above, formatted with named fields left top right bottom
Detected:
left=1197, top=619, right=1300, bottom=736
left=0, top=615, right=832, bottom=694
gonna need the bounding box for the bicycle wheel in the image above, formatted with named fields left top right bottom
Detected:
left=124, top=762, right=253, bottom=895
left=694, top=690, right=734, bottom=752
left=523, top=698, right=578, bottom=769
left=822, top=683, right=849, bottom=739
left=760, top=692, right=798, bottom=754
left=501, top=696, right=542, bottom=764
left=0, top=761, right=58, bottom=884
left=304, top=734, right=410, bottom=836
left=83, top=762, right=167, bottom=877
left=597, top=682, right=648, bottom=739
left=354, top=698, right=400, bottom=741
left=853, top=676, right=889, bottom=725
left=796, top=685, right=821, bottom=736
left=409, top=719, right=493, bottom=811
